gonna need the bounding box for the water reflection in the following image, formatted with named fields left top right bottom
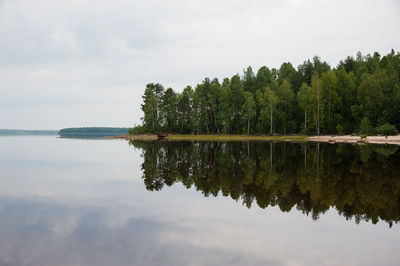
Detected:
left=1, top=136, right=400, bottom=265
left=130, top=141, right=400, bottom=226
left=0, top=197, right=280, bottom=266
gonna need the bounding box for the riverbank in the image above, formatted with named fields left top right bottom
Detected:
left=307, top=135, right=400, bottom=145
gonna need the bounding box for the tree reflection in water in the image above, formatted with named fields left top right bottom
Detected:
left=129, top=141, right=400, bottom=227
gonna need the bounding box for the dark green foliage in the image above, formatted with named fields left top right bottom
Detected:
left=137, top=50, right=400, bottom=135
left=177, top=86, right=194, bottom=133
left=242, top=66, right=256, bottom=93
left=336, top=124, right=344, bottom=135
left=359, top=117, right=374, bottom=135
left=128, top=125, right=147, bottom=135
left=375, top=123, right=398, bottom=136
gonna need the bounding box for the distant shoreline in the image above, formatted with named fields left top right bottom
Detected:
left=113, top=134, right=400, bottom=145
left=0, top=129, right=58, bottom=136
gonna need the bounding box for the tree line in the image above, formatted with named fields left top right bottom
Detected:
left=133, top=50, right=400, bottom=135
left=59, top=127, right=130, bottom=134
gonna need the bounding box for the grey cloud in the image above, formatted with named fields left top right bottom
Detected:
left=0, top=1, right=162, bottom=67
left=0, top=0, right=399, bottom=128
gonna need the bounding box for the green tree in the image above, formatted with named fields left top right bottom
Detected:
left=312, top=55, right=331, bottom=76
left=162, top=88, right=178, bottom=132
left=255, top=66, right=273, bottom=90
left=231, top=74, right=244, bottom=133
left=277, top=79, right=295, bottom=134
left=278, top=62, right=297, bottom=88
left=297, top=59, right=314, bottom=86
left=265, top=87, right=279, bottom=134
left=242, top=66, right=256, bottom=93
left=375, top=123, right=398, bottom=136
left=321, top=70, right=340, bottom=132
left=358, top=71, right=385, bottom=126
left=217, top=78, right=233, bottom=133
left=297, top=82, right=313, bottom=133
left=178, top=86, right=194, bottom=133
left=209, top=80, right=221, bottom=133
left=359, top=116, right=374, bottom=135
left=335, top=66, right=357, bottom=133
left=194, top=78, right=212, bottom=133
left=311, top=74, right=322, bottom=135
left=242, top=91, right=256, bottom=134
left=141, top=83, right=164, bottom=133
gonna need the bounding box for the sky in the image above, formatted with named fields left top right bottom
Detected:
left=0, top=0, right=399, bottom=130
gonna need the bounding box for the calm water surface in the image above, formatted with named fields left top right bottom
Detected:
left=0, top=136, right=399, bottom=266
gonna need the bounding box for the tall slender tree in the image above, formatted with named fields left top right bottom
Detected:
left=231, top=74, right=243, bottom=133
left=321, top=70, right=339, bottom=132
left=277, top=79, right=295, bottom=134
left=141, top=83, right=164, bottom=133
left=265, top=87, right=278, bottom=135
left=242, top=91, right=256, bottom=134
left=297, top=82, right=313, bottom=133
left=311, top=74, right=322, bottom=135
left=178, top=86, right=194, bottom=133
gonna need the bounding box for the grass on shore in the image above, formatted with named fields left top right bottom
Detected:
left=165, top=134, right=308, bottom=142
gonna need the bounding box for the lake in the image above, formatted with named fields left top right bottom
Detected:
left=0, top=135, right=399, bottom=266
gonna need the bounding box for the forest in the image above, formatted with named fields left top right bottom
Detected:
left=133, top=50, right=400, bottom=135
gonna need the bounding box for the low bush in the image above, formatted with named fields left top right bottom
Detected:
left=375, top=123, right=398, bottom=136
left=128, top=125, right=147, bottom=135
left=336, top=124, right=344, bottom=135
left=359, top=117, right=374, bottom=135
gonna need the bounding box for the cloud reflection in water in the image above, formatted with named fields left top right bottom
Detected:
left=0, top=198, right=277, bottom=266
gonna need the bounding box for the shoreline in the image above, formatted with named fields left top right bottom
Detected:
left=111, top=134, right=400, bottom=145
left=165, top=134, right=307, bottom=142
left=112, top=134, right=400, bottom=145
left=111, top=134, right=307, bottom=142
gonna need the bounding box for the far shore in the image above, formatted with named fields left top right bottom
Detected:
left=110, top=134, right=400, bottom=145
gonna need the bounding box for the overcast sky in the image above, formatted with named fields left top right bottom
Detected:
left=0, top=0, right=399, bottom=130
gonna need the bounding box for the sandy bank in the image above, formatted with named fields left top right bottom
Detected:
left=307, top=135, right=400, bottom=145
